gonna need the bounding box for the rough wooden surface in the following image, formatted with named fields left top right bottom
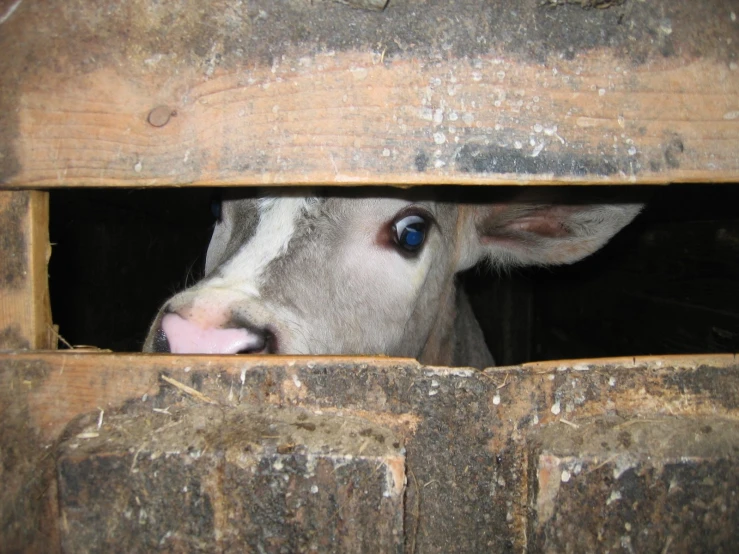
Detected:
left=1, top=352, right=738, bottom=552
left=58, top=403, right=405, bottom=553
left=0, top=191, right=54, bottom=349
left=531, top=418, right=739, bottom=552
left=1, top=0, right=738, bottom=188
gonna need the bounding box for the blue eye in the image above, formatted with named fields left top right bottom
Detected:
left=393, top=214, right=428, bottom=253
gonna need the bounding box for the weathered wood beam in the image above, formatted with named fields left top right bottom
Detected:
left=58, top=402, right=405, bottom=553
left=2, top=353, right=738, bottom=551
left=1, top=0, right=738, bottom=188
left=0, top=191, right=54, bottom=349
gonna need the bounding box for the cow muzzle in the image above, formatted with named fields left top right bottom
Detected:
left=152, top=312, right=274, bottom=354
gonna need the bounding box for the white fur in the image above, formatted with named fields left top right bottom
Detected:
left=213, top=198, right=310, bottom=296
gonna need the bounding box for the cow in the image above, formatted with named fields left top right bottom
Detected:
left=144, top=187, right=642, bottom=368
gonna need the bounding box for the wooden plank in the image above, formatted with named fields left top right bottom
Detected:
left=5, top=351, right=736, bottom=443
left=0, top=191, right=54, bottom=349
left=57, top=403, right=405, bottom=553
left=530, top=418, right=739, bottom=552
left=1, top=352, right=738, bottom=551
left=1, top=0, right=738, bottom=188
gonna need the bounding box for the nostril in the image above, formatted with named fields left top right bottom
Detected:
left=152, top=325, right=171, bottom=353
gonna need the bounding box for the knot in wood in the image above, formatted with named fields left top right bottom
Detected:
left=147, top=106, right=176, bottom=127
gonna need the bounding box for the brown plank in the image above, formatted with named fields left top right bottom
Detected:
left=1, top=0, right=738, bottom=188
left=0, top=191, right=54, bottom=349
left=4, top=351, right=736, bottom=442
left=14, top=353, right=414, bottom=441
left=57, top=403, right=405, bottom=553
left=2, top=352, right=738, bottom=552
left=530, top=417, right=739, bottom=552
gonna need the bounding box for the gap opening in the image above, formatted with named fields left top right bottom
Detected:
left=49, top=185, right=739, bottom=365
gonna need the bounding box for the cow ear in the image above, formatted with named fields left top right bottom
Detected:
left=465, top=194, right=643, bottom=269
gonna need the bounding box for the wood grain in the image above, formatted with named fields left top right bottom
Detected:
left=0, top=191, right=54, bottom=349
left=1, top=351, right=738, bottom=552
left=1, top=0, right=738, bottom=188
left=1, top=351, right=732, bottom=442
left=4, top=54, right=738, bottom=188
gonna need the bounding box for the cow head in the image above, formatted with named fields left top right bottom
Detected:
left=144, top=188, right=641, bottom=365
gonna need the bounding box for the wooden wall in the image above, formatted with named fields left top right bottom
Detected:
left=1, top=0, right=738, bottom=552
left=1, top=0, right=738, bottom=188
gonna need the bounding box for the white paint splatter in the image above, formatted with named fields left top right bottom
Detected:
left=419, top=107, right=434, bottom=121
left=350, top=67, right=368, bottom=80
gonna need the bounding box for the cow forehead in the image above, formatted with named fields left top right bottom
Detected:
left=211, top=194, right=459, bottom=289
left=226, top=194, right=448, bottom=238
left=211, top=197, right=315, bottom=292
left=224, top=188, right=461, bottom=219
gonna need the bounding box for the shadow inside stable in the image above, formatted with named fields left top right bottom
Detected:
left=48, top=184, right=739, bottom=364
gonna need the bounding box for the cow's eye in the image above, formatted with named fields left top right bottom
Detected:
left=392, top=214, right=428, bottom=253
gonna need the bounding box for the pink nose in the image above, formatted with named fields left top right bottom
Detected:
left=159, top=313, right=266, bottom=354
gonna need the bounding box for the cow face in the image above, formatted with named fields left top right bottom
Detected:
left=144, top=188, right=641, bottom=365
